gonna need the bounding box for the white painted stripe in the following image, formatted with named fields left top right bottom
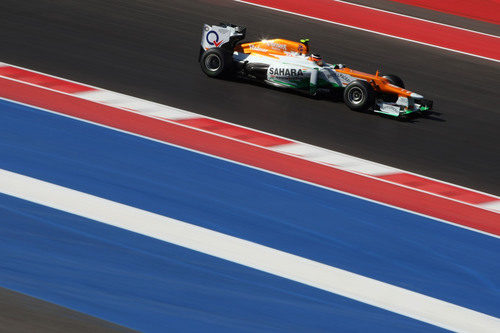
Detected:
left=339, top=162, right=400, bottom=176
left=271, top=142, right=326, bottom=157
left=74, top=90, right=200, bottom=120
left=234, top=0, right=500, bottom=63
left=311, top=151, right=365, bottom=166
left=74, top=90, right=123, bottom=102
left=478, top=200, right=500, bottom=212
left=74, top=90, right=154, bottom=110
left=149, top=109, right=201, bottom=120
left=273, top=143, right=400, bottom=176
left=1, top=168, right=499, bottom=332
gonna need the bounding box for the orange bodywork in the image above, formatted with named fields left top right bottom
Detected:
left=335, top=68, right=413, bottom=97
left=235, top=39, right=308, bottom=58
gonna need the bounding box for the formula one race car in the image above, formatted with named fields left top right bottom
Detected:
left=199, top=23, right=433, bottom=119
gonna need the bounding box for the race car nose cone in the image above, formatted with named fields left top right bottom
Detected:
left=410, top=93, right=424, bottom=99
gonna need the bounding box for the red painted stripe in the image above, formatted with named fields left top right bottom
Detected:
left=175, top=118, right=293, bottom=147
left=0, top=66, right=93, bottom=93
left=238, top=0, right=500, bottom=60
left=378, top=173, right=497, bottom=204
left=1, top=76, right=498, bottom=235
left=387, top=0, right=500, bottom=25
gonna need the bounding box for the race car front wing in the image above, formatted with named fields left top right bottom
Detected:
left=375, top=96, right=433, bottom=117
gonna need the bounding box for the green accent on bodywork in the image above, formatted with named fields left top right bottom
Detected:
left=400, top=107, right=424, bottom=116
left=270, top=79, right=296, bottom=87
left=317, top=77, right=340, bottom=88
left=270, top=78, right=309, bottom=89
left=376, top=110, right=400, bottom=117
left=271, top=78, right=339, bottom=90
left=309, top=83, right=317, bottom=95
left=300, top=38, right=309, bottom=44
left=376, top=104, right=430, bottom=117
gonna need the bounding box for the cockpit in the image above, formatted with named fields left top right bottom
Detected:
left=309, top=53, right=325, bottom=66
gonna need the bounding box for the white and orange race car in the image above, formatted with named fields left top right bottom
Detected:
left=199, top=23, right=433, bottom=119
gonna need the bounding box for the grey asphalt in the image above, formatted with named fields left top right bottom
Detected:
left=0, top=287, right=137, bottom=333
left=0, top=0, right=498, bottom=329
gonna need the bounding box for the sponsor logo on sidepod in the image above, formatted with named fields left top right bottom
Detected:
left=269, top=68, right=304, bottom=77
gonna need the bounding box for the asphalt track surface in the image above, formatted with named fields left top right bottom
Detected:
left=0, top=287, right=136, bottom=333
left=0, top=0, right=499, bottom=194
left=0, top=0, right=499, bottom=329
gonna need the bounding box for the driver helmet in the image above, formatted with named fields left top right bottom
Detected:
left=310, top=53, right=324, bottom=66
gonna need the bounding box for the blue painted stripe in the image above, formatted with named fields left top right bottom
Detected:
left=0, top=98, right=498, bottom=324
left=0, top=193, right=443, bottom=332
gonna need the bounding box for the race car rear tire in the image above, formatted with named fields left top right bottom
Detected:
left=343, top=80, right=375, bottom=111
left=200, top=48, right=234, bottom=78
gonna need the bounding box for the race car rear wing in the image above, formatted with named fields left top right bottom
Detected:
left=200, top=23, right=246, bottom=58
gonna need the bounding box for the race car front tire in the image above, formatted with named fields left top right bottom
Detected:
left=200, top=48, right=233, bottom=78
left=382, top=74, right=405, bottom=89
left=343, top=80, right=375, bottom=111
left=382, top=74, right=404, bottom=103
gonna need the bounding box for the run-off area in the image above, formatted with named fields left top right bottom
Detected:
left=0, top=99, right=498, bottom=332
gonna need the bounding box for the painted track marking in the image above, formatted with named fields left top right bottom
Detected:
left=1, top=168, right=499, bottom=332
left=382, top=0, right=500, bottom=25
left=333, top=0, right=500, bottom=38
left=0, top=62, right=499, bottom=236
left=1, top=63, right=498, bottom=212
left=234, top=0, right=500, bottom=62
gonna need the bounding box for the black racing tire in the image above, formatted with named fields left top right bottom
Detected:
left=383, top=74, right=405, bottom=88
left=343, top=80, right=375, bottom=111
left=200, top=48, right=234, bottom=78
